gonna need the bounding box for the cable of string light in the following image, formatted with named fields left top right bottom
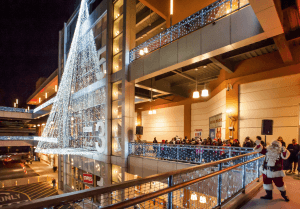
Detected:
left=36, top=0, right=107, bottom=155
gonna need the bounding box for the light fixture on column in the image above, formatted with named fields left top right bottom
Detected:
left=226, top=109, right=236, bottom=121
left=193, top=77, right=200, bottom=99
left=201, top=84, right=209, bottom=97
left=55, top=85, right=58, bottom=92
left=45, top=93, right=48, bottom=99
left=139, top=47, right=148, bottom=56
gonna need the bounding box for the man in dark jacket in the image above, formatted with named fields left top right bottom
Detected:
left=243, top=137, right=254, bottom=147
left=287, top=139, right=300, bottom=174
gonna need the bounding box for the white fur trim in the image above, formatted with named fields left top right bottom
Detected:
left=261, top=167, right=286, bottom=178
left=254, top=145, right=263, bottom=153
left=263, top=184, right=273, bottom=190
left=277, top=185, right=286, bottom=191
left=281, top=150, right=290, bottom=160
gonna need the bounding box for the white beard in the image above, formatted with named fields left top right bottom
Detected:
left=265, top=145, right=281, bottom=167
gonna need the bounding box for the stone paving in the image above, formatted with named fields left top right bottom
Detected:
left=241, top=174, right=300, bottom=209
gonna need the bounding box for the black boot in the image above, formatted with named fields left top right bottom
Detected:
left=280, top=191, right=290, bottom=202
left=260, top=190, right=273, bottom=200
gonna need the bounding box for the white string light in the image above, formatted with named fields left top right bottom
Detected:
left=36, top=0, right=107, bottom=155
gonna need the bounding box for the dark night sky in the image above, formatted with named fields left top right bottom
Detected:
left=0, top=0, right=80, bottom=108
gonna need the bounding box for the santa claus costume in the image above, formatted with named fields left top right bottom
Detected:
left=254, top=140, right=290, bottom=201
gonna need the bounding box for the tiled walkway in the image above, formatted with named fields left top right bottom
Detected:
left=241, top=174, right=300, bottom=209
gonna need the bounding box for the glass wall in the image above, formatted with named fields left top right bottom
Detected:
left=65, top=155, right=105, bottom=191
left=112, top=82, right=122, bottom=156
left=113, top=0, right=124, bottom=73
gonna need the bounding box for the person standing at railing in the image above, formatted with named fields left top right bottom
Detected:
left=254, top=140, right=290, bottom=202
left=153, top=137, right=158, bottom=157
left=232, top=139, right=241, bottom=147
left=286, top=139, right=300, bottom=174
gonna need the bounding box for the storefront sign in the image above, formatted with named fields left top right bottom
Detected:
left=209, top=114, right=222, bottom=128
left=194, top=129, right=202, bottom=132
left=83, top=173, right=93, bottom=184
left=216, top=127, right=221, bottom=139
left=0, top=191, right=30, bottom=205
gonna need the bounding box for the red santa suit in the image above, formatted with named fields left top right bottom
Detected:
left=254, top=140, right=290, bottom=201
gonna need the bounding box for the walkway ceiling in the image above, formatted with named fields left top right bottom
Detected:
left=134, top=40, right=279, bottom=101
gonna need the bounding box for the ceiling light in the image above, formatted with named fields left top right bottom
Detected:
left=55, top=85, right=58, bottom=92
left=201, top=84, right=209, bottom=97
left=143, top=47, right=148, bottom=53
left=193, top=91, right=200, bottom=99
left=149, top=110, right=153, bottom=115
left=200, top=196, right=206, bottom=203
left=191, top=193, right=197, bottom=201
left=139, top=49, right=144, bottom=56
left=193, top=77, right=200, bottom=99
left=152, top=110, right=156, bottom=114
left=203, top=66, right=207, bottom=68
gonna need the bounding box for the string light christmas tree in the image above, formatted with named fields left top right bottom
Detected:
left=36, top=0, right=107, bottom=155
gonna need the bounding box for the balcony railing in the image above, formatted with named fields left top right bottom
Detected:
left=129, top=0, right=250, bottom=63
left=0, top=106, right=33, bottom=113
left=129, top=142, right=253, bottom=164
left=8, top=152, right=263, bottom=209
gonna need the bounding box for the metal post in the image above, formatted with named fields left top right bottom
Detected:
left=242, top=156, right=246, bottom=193
left=230, top=0, right=232, bottom=12
left=257, top=158, right=260, bottom=182
left=159, top=33, right=162, bottom=48
left=200, top=147, right=203, bottom=163
left=143, top=144, right=145, bottom=157
left=168, top=175, right=173, bottom=209
left=158, top=143, right=161, bottom=158
left=177, top=145, right=179, bottom=161
left=201, top=10, right=204, bottom=26
left=229, top=147, right=232, bottom=158
left=217, top=163, right=222, bottom=206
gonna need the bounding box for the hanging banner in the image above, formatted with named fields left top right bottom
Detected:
left=83, top=173, right=93, bottom=184
left=209, top=129, right=215, bottom=139
left=216, top=127, right=221, bottom=139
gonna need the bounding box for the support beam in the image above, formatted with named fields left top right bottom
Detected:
left=138, top=79, right=189, bottom=98
left=209, top=56, right=234, bottom=73
left=172, top=70, right=195, bottom=82
left=136, top=18, right=165, bottom=39
left=171, top=76, right=218, bottom=87
left=273, top=34, right=293, bottom=63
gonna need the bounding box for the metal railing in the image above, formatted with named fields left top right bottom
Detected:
left=0, top=106, right=33, bottom=113
left=7, top=152, right=264, bottom=209
left=129, top=0, right=249, bottom=63
left=129, top=142, right=253, bottom=164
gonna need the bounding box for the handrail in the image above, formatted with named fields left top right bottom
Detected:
left=103, top=155, right=265, bottom=209
left=6, top=152, right=259, bottom=209
left=130, top=142, right=252, bottom=150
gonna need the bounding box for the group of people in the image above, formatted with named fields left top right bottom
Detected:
left=153, top=136, right=240, bottom=147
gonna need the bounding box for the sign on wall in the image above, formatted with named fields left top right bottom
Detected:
left=209, top=113, right=222, bottom=128
left=83, top=173, right=93, bottom=184
left=194, top=129, right=202, bottom=139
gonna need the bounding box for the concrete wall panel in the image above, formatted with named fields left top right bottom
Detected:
left=231, top=6, right=263, bottom=44
left=143, top=49, right=160, bottom=75
left=160, top=41, right=178, bottom=69
left=201, top=17, right=230, bottom=54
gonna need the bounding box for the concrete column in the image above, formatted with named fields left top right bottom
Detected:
left=105, top=0, right=114, bottom=157
left=184, top=104, right=191, bottom=139
left=225, top=83, right=239, bottom=140
left=121, top=0, right=136, bottom=165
